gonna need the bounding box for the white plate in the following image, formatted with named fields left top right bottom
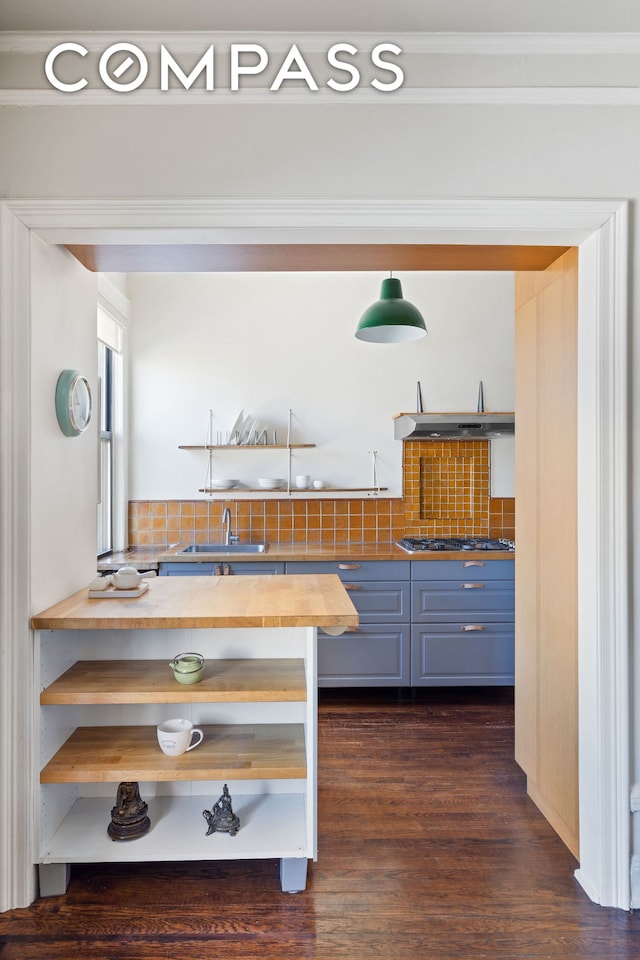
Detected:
left=245, top=416, right=261, bottom=444
left=229, top=410, right=244, bottom=443
left=238, top=415, right=255, bottom=445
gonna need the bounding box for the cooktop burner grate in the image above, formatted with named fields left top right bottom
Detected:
left=396, top=536, right=514, bottom=553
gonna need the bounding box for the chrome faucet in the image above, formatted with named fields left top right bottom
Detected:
left=222, top=507, right=239, bottom=546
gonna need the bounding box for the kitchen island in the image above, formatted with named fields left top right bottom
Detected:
left=32, top=574, right=357, bottom=896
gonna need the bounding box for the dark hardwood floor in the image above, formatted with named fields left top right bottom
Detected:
left=1, top=688, right=637, bottom=959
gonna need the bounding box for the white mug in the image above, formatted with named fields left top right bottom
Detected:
left=295, top=474, right=311, bottom=489
left=157, top=718, right=204, bottom=756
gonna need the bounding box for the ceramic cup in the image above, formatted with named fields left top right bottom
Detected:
left=295, top=474, right=311, bottom=489
left=312, top=480, right=327, bottom=489
left=157, top=718, right=204, bottom=756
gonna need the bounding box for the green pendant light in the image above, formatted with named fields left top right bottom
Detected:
left=355, top=276, right=427, bottom=343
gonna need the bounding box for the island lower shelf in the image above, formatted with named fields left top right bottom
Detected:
left=40, top=793, right=308, bottom=865
left=40, top=659, right=307, bottom=704
left=41, top=723, right=307, bottom=783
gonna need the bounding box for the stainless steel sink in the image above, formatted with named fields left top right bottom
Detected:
left=178, top=543, right=268, bottom=554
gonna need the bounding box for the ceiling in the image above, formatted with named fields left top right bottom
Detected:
left=66, top=243, right=570, bottom=274
left=3, top=0, right=640, bottom=32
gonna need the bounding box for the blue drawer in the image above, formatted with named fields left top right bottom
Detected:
left=286, top=560, right=410, bottom=581
left=159, top=561, right=285, bottom=576
left=342, top=581, right=410, bottom=623
left=412, top=580, right=514, bottom=622
left=318, top=623, right=411, bottom=686
left=411, top=623, right=514, bottom=686
left=410, top=558, right=514, bottom=581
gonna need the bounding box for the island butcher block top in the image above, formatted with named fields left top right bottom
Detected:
left=31, top=573, right=359, bottom=631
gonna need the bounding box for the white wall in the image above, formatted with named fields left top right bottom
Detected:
left=30, top=236, right=99, bottom=610
left=127, top=271, right=514, bottom=499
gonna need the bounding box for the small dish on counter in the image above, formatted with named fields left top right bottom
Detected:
left=88, top=581, right=150, bottom=599
left=89, top=575, right=112, bottom=591
left=258, top=477, right=285, bottom=489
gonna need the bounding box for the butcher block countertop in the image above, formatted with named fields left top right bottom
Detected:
left=98, top=542, right=515, bottom=570
left=31, top=573, right=359, bottom=631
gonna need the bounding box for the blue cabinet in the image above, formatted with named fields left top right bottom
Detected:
left=411, top=623, right=514, bottom=686
left=411, top=580, right=514, bottom=623
left=285, top=560, right=410, bottom=581
left=286, top=560, right=411, bottom=687
left=410, top=559, right=514, bottom=686
left=317, top=623, right=411, bottom=687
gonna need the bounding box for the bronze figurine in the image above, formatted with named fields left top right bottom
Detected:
left=203, top=784, right=240, bottom=836
left=107, top=781, right=151, bottom=841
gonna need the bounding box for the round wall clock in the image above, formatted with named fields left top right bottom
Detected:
left=55, top=369, right=92, bottom=437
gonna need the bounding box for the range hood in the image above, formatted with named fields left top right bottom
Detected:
left=394, top=412, right=515, bottom=441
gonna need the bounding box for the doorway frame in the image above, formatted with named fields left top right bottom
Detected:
left=0, top=196, right=630, bottom=910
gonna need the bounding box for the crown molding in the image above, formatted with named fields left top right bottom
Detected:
left=2, top=86, right=640, bottom=107
left=3, top=30, right=640, bottom=55
left=4, top=29, right=639, bottom=105
left=5, top=197, right=622, bottom=239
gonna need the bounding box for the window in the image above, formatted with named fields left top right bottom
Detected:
left=97, top=340, right=114, bottom=556
left=97, top=296, right=125, bottom=557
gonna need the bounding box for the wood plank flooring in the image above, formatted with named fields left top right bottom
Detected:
left=1, top=687, right=638, bottom=959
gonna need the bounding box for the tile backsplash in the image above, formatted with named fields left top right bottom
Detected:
left=129, top=490, right=515, bottom=547
left=129, top=497, right=406, bottom=547
left=488, top=497, right=515, bottom=541
left=403, top=440, right=491, bottom=538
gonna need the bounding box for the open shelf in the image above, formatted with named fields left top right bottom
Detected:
left=179, top=444, right=316, bottom=450
left=40, top=793, right=307, bottom=864
left=40, top=659, right=307, bottom=704
left=41, top=724, right=306, bottom=783
left=199, top=486, right=388, bottom=494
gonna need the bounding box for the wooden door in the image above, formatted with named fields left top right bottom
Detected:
left=514, top=247, right=579, bottom=858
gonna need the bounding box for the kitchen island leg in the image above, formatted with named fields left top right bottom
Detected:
left=280, top=857, right=307, bottom=893
left=38, top=862, right=70, bottom=897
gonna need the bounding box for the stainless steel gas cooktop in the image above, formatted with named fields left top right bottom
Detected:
left=396, top=536, right=515, bottom=553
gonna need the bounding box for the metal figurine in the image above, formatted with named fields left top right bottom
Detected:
left=203, top=784, right=240, bottom=837
left=107, top=781, right=151, bottom=841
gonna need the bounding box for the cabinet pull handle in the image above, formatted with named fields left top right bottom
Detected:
left=461, top=582, right=485, bottom=589
left=338, top=563, right=360, bottom=570
left=462, top=560, right=485, bottom=568
left=344, top=583, right=361, bottom=591
left=460, top=624, right=486, bottom=632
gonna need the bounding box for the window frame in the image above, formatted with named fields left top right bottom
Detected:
left=97, top=283, right=128, bottom=556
